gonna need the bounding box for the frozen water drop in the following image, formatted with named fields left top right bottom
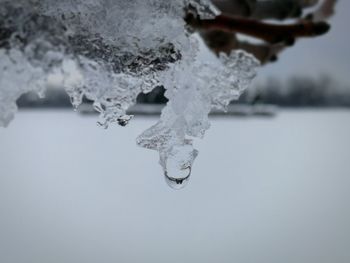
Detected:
left=161, top=144, right=197, bottom=190
left=70, top=96, right=80, bottom=111
left=93, top=102, right=103, bottom=113
left=164, top=166, right=191, bottom=190
left=117, top=115, right=133, bottom=127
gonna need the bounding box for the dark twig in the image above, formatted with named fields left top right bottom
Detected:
left=186, top=14, right=330, bottom=45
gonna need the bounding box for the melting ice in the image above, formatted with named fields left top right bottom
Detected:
left=0, top=0, right=259, bottom=188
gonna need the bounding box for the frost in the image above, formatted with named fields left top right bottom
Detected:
left=0, top=0, right=259, bottom=187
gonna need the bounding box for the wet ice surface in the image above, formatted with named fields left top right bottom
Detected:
left=0, top=0, right=258, bottom=177
left=0, top=110, right=350, bottom=263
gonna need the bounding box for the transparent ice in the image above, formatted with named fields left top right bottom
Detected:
left=0, top=0, right=259, bottom=188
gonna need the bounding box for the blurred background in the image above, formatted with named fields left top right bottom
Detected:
left=1, top=1, right=350, bottom=263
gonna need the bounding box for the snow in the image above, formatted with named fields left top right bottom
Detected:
left=0, top=110, right=349, bottom=263
left=0, top=0, right=259, bottom=177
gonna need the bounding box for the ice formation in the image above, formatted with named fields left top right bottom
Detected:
left=0, top=0, right=259, bottom=188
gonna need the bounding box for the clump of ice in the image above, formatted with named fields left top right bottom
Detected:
left=137, top=39, right=259, bottom=187
left=0, top=0, right=259, bottom=187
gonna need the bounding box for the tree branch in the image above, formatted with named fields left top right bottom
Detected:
left=186, top=14, right=330, bottom=45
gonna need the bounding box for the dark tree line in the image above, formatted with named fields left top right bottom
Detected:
left=248, top=75, right=350, bottom=107
left=17, top=75, right=350, bottom=108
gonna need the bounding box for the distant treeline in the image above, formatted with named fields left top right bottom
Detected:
left=248, top=75, right=350, bottom=107
left=17, top=75, right=350, bottom=108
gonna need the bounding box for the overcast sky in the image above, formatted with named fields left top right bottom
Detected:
left=255, top=0, right=350, bottom=86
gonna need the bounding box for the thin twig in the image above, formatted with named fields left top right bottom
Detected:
left=186, top=14, right=330, bottom=45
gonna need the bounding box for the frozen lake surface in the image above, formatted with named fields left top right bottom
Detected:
left=0, top=109, right=349, bottom=263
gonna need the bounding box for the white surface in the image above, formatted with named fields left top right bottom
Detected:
left=0, top=110, right=349, bottom=263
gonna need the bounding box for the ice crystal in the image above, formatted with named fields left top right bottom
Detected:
left=0, top=0, right=259, bottom=187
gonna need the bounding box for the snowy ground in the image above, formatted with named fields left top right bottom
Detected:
left=0, top=109, right=349, bottom=263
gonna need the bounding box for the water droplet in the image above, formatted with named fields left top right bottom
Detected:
left=160, top=144, right=198, bottom=189
left=164, top=166, right=191, bottom=190
left=70, top=97, right=80, bottom=111
left=67, top=88, right=83, bottom=111
left=117, top=115, right=133, bottom=127
left=93, top=101, right=103, bottom=113
left=72, top=104, right=78, bottom=111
